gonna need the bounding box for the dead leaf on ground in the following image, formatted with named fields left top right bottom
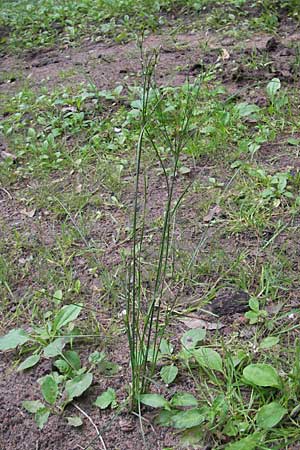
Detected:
left=221, top=48, right=230, bottom=60
left=20, top=208, right=36, bottom=218
left=0, top=150, right=17, bottom=161
left=265, top=302, right=284, bottom=315
left=178, top=317, right=224, bottom=330
left=203, top=205, right=222, bottom=222
left=62, top=106, right=77, bottom=113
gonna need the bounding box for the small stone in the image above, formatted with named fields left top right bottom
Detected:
left=119, top=418, right=135, bottom=432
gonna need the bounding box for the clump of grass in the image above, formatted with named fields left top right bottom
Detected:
left=125, top=46, right=201, bottom=408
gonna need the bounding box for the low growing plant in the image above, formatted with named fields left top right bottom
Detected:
left=137, top=325, right=299, bottom=448
left=0, top=303, right=82, bottom=369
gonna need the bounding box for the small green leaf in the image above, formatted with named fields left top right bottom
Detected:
left=160, top=365, right=178, bottom=384
left=22, top=400, right=45, bottom=414
left=248, top=142, right=260, bottom=155
left=178, top=166, right=191, bottom=175
left=53, top=289, right=63, bottom=302
left=284, top=191, right=294, bottom=199
left=231, top=160, right=243, bottom=169
left=224, top=420, right=248, bottom=436
left=35, top=407, right=50, bottom=430
left=41, top=375, right=58, bottom=405
left=155, top=410, right=179, bottom=427
left=249, top=297, right=259, bottom=312
left=74, top=279, right=81, bottom=293
left=94, top=388, right=116, bottom=409
left=245, top=311, right=259, bottom=324
left=17, top=354, right=40, bottom=371
left=231, top=350, right=247, bottom=367
left=180, top=426, right=203, bottom=445
left=287, top=137, right=300, bottom=146
left=113, top=85, right=123, bottom=96
left=146, top=346, right=158, bottom=362
left=223, top=420, right=240, bottom=437
left=267, top=78, right=281, bottom=98
left=89, top=351, right=105, bottom=365
left=98, top=360, right=120, bottom=376
left=178, top=348, right=192, bottom=361
left=234, top=102, right=260, bottom=118
left=64, top=350, right=81, bottom=371
left=67, top=416, right=83, bottom=427
left=159, top=338, right=173, bottom=355
left=131, top=99, right=143, bottom=110
left=54, top=359, right=70, bottom=374
left=139, top=393, right=169, bottom=409
left=0, top=329, right=30, bottom=351
left=172, top=408, right=206, bottom=429
left=51, top=371, right=64, bottom=384
left=243, top=364, right=281, bottom=388
left=256, top=402, right=287, bottom=429
left=65, top=372, right=93, bottom=401
left=171, top=393, right=198, bottom=407
left=43, top=337, right=66, bottom=358
left=52, top=304, right=82, bottom=331
left=28, top=127, right=36, bottom=138
left=181, top=328, right=206, bottom=349
left=225, top=432, right=263, bottom=449
left=259, top=336, right=279, bottom=349
left=193, top=347, right=223, bottom=372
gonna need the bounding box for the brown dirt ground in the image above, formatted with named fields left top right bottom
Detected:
left=1, top=20, right=299, bottom=95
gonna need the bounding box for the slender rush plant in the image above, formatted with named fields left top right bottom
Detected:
left=125, top=45, right=202, bottom=410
